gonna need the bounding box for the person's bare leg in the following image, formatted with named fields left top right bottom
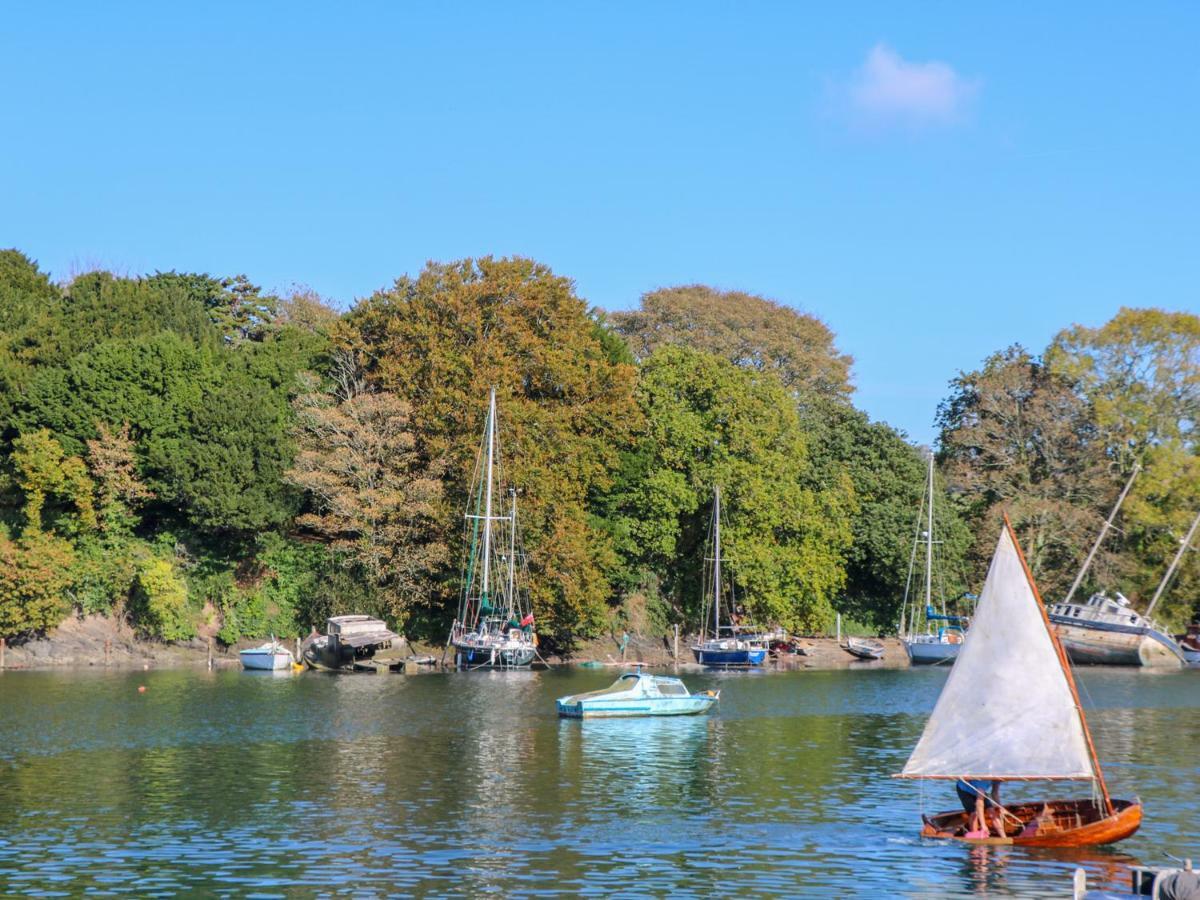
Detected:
left=973, top=796, right=986, bottom=833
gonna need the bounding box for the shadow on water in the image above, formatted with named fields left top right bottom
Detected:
left=0, top=666, right=1197, bottom=895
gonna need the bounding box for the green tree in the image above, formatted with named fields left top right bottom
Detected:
left=10, top=429, right=96, bottom=533
left=1047, top=307, right=1200, bottom=469
left=937, top=345, right=1116, bottom=599
left=0, top=530, right=75, bottom=637
left=802, top=400, right=971, bottom=630
left=345, top=257, right=641, bottom=641
left=605, top=346, right=854, bottom=632
left=146, top=271, right=280, bottom=343
left=0, top=251, right=61, bottom=435
left=15, top=332, right=302, bottom=536
left=130, top=557, right=195, bottom=641
left=612, top=284, right=854, bottom=401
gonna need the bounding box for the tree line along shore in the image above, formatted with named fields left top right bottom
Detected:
left=0, top=249, right=1196, bottom=655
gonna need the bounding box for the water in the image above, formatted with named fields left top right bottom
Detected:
left=1, top=666, right=1197, bottom=897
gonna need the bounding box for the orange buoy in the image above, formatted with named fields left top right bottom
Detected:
left=137, top=685, right=146, bottom=693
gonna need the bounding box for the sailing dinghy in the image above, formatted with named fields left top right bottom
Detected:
left=897, top=518, right=1142, bottom=847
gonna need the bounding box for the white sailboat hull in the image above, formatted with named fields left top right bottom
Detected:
left=903, top=638, right=960, bottom=665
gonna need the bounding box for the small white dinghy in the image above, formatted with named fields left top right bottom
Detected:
left=240, top=638, right=294, bottom=671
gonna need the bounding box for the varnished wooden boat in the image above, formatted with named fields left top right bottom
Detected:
left=896, top=518, right=1143, bottom=848
left=920, top=797, right=1142, bottom=848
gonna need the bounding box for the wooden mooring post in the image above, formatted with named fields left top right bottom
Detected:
left=207, top=636, right=214, bottom=671
left=1, top=636, right=5, bottom=670
left=104, top=638, right=111, bottom=667
left=673, top=624, right=679, bottom=667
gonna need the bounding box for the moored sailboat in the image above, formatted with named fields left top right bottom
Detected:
left=897, top=518, right=1142, bottom=847
left=691, top=486, right=767, bottom=668
left=448, top=388, right=537, bottom=670
left=900, top=454, right=971, bottom=665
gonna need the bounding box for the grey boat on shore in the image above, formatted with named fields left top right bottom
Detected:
left=302, top=615, right=406, bottom=673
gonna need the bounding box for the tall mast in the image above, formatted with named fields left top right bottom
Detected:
left=507, top=489, right=517, bottom=617
left=1007, top=514, right=1113, bottom=816
left=925, top=453, right=934, bottom=616
left=1063, top=464, right=1141, bottom=605
left=481, top=387, right=496, bottom=600
left=713, top=486, right=721, bottom=639
left=1145, top=508, right=1200, bottom=619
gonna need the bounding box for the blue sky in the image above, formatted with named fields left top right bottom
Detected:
left=3, top=2, right=1197, bottom=443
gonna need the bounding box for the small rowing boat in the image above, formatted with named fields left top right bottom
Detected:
left=842, top=637, right=884, bottom=660
left=556, top=672, right=719, bottom=718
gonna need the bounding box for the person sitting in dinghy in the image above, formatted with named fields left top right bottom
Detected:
left=956, top=779, right=1003, bottom=838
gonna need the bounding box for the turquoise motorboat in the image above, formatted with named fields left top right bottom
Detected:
left=556, top=672, right=719, bottom=718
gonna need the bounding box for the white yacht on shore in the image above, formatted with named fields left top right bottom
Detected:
left=1048, top=468, right=1188, bottom=668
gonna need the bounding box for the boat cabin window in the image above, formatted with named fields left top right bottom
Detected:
left=656, top=682, right=689, bottom=696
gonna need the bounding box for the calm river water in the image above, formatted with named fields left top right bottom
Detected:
left=0, top=665, right=1197, bottom=897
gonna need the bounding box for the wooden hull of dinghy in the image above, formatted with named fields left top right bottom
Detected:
left=920, top=798, right=1142, bottom=848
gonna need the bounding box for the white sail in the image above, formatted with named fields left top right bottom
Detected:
left=901, top=525, right=1097, bottom=780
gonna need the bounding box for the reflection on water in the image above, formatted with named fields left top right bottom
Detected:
left=0, top=666, right=1197, bottom=895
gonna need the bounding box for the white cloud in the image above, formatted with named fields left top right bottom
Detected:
left=847, top=43, right=978, bottom=128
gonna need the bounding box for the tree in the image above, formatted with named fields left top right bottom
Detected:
left=146, top=271, right=280, bottom=344
left=937, top=346, right=1117, bottom=598
left=0, top=530, right=75, bottom=638
left=612, top=285, right=854, bottom=401
left=287, top=353, right=447, bottom=624
left=277, top=288, right=340, bottom=334
left=10, top=429, right=95, bottom=533
left=86, top=422, right=153, bottom=534
left=0, top=251, right=61, bottom=436
left=802, top=400, right=971, bottom=630
left=130, top=556, right=195, bottom=641
left=14, top=332, right=303, bottom=536
left=1047, top=307, right=1200, bottom=469
left=345, top=257, right=641, bottom=640
left=603, top=346, right=855, bottom=632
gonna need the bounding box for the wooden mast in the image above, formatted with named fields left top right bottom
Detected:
left=1004, top=513, right=1113, bottom=817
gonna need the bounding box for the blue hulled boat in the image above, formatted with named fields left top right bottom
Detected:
left=691, top=486, right=767, bottom=668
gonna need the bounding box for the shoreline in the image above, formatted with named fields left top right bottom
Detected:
left=0, top=614, right=910, bottom=672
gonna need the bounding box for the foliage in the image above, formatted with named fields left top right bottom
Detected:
left=603, top=346, right=855, bottom=632
left=345, top=256, right=641, bottom=641
left=0, top=530, right=76, bottom=637
left=15, top=332, right=304, bottom=536
left=1047, top=307, right=1200, bottom=469
left=130, top=557, right=195, bottom=641
left=802, top=400, right=971, bottom=630
left=612, top=284, right=853, bottom=401
left=1, top=243, right=1194, bottom=646
left=287, top=353, right=446, bottom=625
left=10, top=429, right=96, bottom=533
left=68, top=534, right=142, bottom=616
left=146, top=271, right=279, bottom=344
left=937, top=345, right=1116, bottom=599
left=86, top=422, right=153, bottom=534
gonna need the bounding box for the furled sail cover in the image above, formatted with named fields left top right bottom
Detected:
left=901, top=525, right=1096, bottom=780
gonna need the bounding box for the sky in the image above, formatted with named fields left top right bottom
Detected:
left=2, top=2, right=1198, bottom=443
